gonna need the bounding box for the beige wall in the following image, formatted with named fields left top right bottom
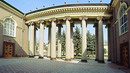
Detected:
left=0, top=7, right=28, bottom=57
left=0, top=22, right=3, bottom=57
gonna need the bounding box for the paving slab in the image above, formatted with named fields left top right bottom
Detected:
left=0, top=58, right=128, bottom=73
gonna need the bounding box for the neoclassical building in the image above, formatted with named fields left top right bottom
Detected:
left=0, top=0, right=28, bottom=57
left=0, top=0, right=130, bottom=68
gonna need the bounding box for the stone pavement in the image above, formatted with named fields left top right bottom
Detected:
left=0, top=58, right=129, bottom=73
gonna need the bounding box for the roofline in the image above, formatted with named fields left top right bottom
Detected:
left=26, top=3, right=110, bottom=15
left=0, top=0, right=24, bottom=15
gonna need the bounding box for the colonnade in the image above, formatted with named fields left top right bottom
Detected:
left=28, top=16, right=105, bottom=63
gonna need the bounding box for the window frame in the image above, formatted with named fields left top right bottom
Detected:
left=3, top=17, right=17, bottom=37
left=118, top=2, right=128, bottom=35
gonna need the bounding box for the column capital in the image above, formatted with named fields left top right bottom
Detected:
left=29, top=21, right=36, bottom=26
left=63, top=16, right=71, bottom=21
left=57, top=20, right=62, bottom=24
left=49, top=17, right=57, bottom=22
left=97, top=16, right=103, bottom=21
left=79, top=16, right=88, bottom=20
left=38, top=20, right=45, bottom=24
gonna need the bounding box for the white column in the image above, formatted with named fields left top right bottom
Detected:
left=34, top=26, right=37, bottom=56
left=97, top=17, right=104, bottom=63
left=95, top=24, right=98, bottom=61
left=70, top=24, right=74, bottom=59
left=57, top=25, right=62, bottom=59
left=80, top=16, right=88, bottom=62
left=64, top=16, right=71, bottom=61
left=47, top=26, right=51, bottom=58
left=39, top=20, right=44, bottom=58
left=50, top=18, right=56, bottom=60
left=29, top=22, right=35, bottom=57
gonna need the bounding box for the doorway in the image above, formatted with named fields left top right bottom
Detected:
left=120, top=42, right=129, bottom=67
left=3, top=42, right=14, bottom=58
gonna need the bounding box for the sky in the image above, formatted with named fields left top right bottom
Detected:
left=5, top=0, right=111, bottom=44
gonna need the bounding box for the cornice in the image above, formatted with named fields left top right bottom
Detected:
left=0, top=1, right=24, bottom=18
left=26, top=3, right=110, bottom=15
left=26, top=5, right=113, bottom=22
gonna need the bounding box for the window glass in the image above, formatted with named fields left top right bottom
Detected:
left=119, top=5, right=128, bottom=35
left=3, top=18, right=16, bottom=37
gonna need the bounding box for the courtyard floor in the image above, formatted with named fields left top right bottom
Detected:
left=0, top=57, right=129, bottom=73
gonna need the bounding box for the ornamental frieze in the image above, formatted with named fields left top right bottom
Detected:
left=26, top=4, right=113, bottom=22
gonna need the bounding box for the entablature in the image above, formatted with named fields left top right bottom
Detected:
left=26, top=4, right=113, bottom=23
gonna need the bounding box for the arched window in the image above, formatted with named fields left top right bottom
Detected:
left=3, top=18, right=16, bottom=37
left=119, top=2, right=128, bottom=35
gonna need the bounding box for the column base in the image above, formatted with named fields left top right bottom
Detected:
left=50, top=58, right=56, bottom=60
left=71, top=58, right=74, bottom=60
left=81, top=59, right=87, bottom=62
left=47, top=56, right=51, bottom=58
left=65, top=59, right=71, bottom=61
left=39, top=56, right=44, bottom=59
left=95, top=59, right=98, bottom=61
left=29, top=55, right=34, bottom=58
left=98, top=60, right=105, bottom=63
left=107, top=59, right=111, bottom=61
left=57, top=57, right=61, bottom=59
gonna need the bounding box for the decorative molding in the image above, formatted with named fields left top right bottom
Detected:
left=26, top=5, right=113, bottom=22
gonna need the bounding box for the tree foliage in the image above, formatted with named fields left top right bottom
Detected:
left=60, top=30, right=66, bottom=56
left=73, top=26, right=82, bottom=56
left=57, top=27, right=96, bottom=58
left=87, top=31, right=95, bottom=58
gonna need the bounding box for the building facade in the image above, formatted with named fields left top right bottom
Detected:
left=108, top=0, right=130, bottom=68
left=0, top=0, right=130, bottom=68
left=0, top=1, right=28, bottom=58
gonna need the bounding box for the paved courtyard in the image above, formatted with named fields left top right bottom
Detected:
left=0, top=58, right=129, bottom=73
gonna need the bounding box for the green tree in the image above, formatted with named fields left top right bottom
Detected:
left=44, top=43, right=48, bottom=51
left=60, top=30, right=66, bottom=56
left=73, top=26, right=81, bottom=56
left=87, top=31, right=95, bottom=58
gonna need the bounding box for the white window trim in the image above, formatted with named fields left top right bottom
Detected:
left=3, top=16, right=17, bottom=37
left=118, top=2, right=128, bottom=36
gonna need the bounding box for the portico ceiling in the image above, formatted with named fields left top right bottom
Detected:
left=25, top=3, right=113, bottom=24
